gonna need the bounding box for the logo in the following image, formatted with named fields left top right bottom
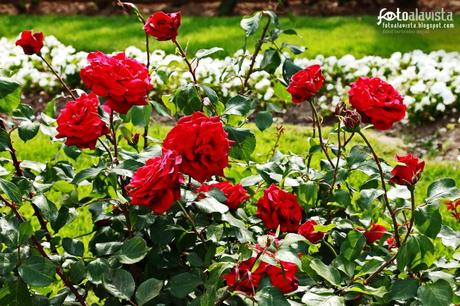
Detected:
left=377, top=8, right=454, bottom=32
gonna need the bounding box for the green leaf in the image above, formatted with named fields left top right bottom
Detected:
left=310, top=258, right=341, bottom=286
left=0, top=178, right=22, bottom=203
left=72, top=166, right=104, bottom=184
left=224, top=95, right=254, bottom=116
left=438, top=225, right=460, bottom=249
left=0, top=279, right=31, bottom=306
left=282, top=59, right=302, bottom=84
left=255, top=111, right=273, bottom=131
left=340, top=230, right=366, bottom=261
left=417, top=280, right=453, bottom=306
left=18, top=256, right=56, bottom=287
left=225, top=127, right=256, bottom=161
left=169, top=272, right=202, bottom=298
left=117, top=236, right=150, bottom=264
left=0, top=78, right=21, bottom=113
left=282, top=43, right=305, bottom=55
left=301, top=292, right=345, bottom=306
left=201, top=84, right=218, bottom=105
left=62, top=238, right=84, bottom=257
left=389, top=279, right=419, bottom=301
left=0, top=253, right=16, bottom=275
left=195, top=47, right=223, bottom=59
left=87, top=258, right=109, bottom=285
left=129, top=104, right=152, bottom=127
left=103, top=269, right=135, bottom=300
left=135, top=278, right=163, bottom=306
left=240, top=12, right=262, bottom=36
left=344, top=284, right=387, bottom=298
left=0, top=128, right=11, bottom=151
left=18, top=121, right=39, bottom=142
left=414, top=205, right=442, bottom=239
left=195, top=197, right=229, bottom=214
left=260, top=48, right=281, bottom=74
left=18, top=221, right=33, bottom=244
left=256, top=286, right=290, bottom=306
left=426, top=178, right=460, bottom=203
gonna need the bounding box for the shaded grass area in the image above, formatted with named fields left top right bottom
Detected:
left=2, top=15, right=460, bottom=58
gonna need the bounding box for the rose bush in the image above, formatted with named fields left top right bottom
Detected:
left=0, top=7, right=459, bottom=306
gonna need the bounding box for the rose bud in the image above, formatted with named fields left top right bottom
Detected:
left=16, top=30, right=44, bottom=55
left=363, top=223, right=387, bottom=244
left=56, top=93, right=110, bottom=149
left=298, top=219, right=325, bottom=243
left=335, top=102, right=346, bottom=116
left=132, top=133, right=140, bottom=145
left=342, top=109, right=361, bottom=131
left=389, top=154, right=425, bottom=187
left=257, top=184, right=303, bottom=233
left=349, top=77, right=406, bottom=130
left=144, top=11, right=181, bottom=41
left=287, top=64, right=324, bottom=104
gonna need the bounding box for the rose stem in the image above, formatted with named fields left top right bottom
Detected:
left=357, top=130, right=401, bottom=247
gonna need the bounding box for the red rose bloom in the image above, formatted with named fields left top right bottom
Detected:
left=257, top=184, right=303, bottom=233
left=223, top=257, right=268, bottom=295
left=364, top=224, right=387, bottom=244
left=162, top=112, right=232, bottom=183
left=80, top=51, right=153, bottom=114
left=348, top=77, right=406, bottom=130
left=196, top=181, right=249, bottom=210
left=144, top=11, right=181, bottom=41
left=298, top=220, right=325, bottom=243
left=287, top=65, right=324, bottom=104
left=16, top=30, right=44, bottom=55
left=56, top=93, right=109, bottom=149
left=389, top=154, right=425, bottom=186
left=126, top=150, right=183, bottom=214
left=266, top=261, right=299, bottom=293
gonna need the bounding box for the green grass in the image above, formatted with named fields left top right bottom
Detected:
left=2, top=15, right=460, bottom=57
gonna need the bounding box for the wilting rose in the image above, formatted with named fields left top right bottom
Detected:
left=257, top=184, right=303, bottom=233
left=363, top=224, right=387, bottom=244
left=56, top=93, right=109, bottom=149
left=144, top=11, right=181, bottom=41
left=389, top=154, right=425, bottom=186
left=196, top=181, right=249, bottom=210
left=223, top=257, right=268, bottom=295
left=342, top=109, right=361, bottom=131
left=298, top=219, right=325, bottom=243
left=287, top=64, right=324, bottom=104
left=162, top=112, right=232, bottom=183
left=16, top=30, right=44, bottom=55
left=126, top=150, right=183, bottom=214
left=266, top=261, right=299, bottom=293
left=80, top=51, right=153, bottom=114
left=349, top=77, right=406, bottom=130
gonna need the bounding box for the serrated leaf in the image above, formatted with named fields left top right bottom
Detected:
left=103, top=269, right=135, bottom=300
left=135, top=278, right=163, bottom=306
left=18, top=256, right=56, bottom=287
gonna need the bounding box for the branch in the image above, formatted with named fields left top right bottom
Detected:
left=309, top=100, right=334, bottom=168
left=38, top=54, right=77, bottom=100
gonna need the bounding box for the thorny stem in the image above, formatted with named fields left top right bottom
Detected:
left=306, top=111, right=316, bottom=171
left=0, top=120, right=22, bottom=176
left=364, top=253, right=398, bottom=285
left=38, top=54, right=77, bottom=100
left=173, top=40, right=201, bottom=94
left=403, top=187, right=416, bottom=244
left=269, top=125, right=285, bottom=159
left=358, top=131, right=401, bottom=248
left=109, top=110, right=119, bottom=164
left=240, top=16, right=271, bottom=94
left=143, top=31, right=151, bottom=149
left=309, top=100, right=334, bottom=168
left=0, top=195, right=87, bottom=306
left=97, top=138, right=113, bottom=163
left=177, top=201, right=206, bottom=245
left=329, top=121, right=342, bottom=194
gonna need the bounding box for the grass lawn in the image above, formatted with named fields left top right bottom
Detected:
left=2, top=15, right=460, bottom=58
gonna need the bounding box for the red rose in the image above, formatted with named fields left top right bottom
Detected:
left=266, top=261, right=299, bottom=293
left=16, top=30, right=44, bottom=55
left=126, top=150, right=183, bottom=214
left=257, top=184, right=303, bottom=233
left=56, top=93, right=109, bottom=149
left=162, top=112, right=232, bottom=183
left=287, top=65, right=324, bottom=104
left=363, top=224, right=387, bottom=244
left=386, top=237, right=396, bottom=250
left=223, top=257, right=268, bottom=295
left=298, top=220, right=325, bottom=243
left=349, top=77, right=406, bottom=130
left=196, top=181, right=249, bottom=210
left=389, top=154, right=425, bottom=186
left=80, top=51, right=153, bottom=114
left=144, top=11, right=181, bottom=41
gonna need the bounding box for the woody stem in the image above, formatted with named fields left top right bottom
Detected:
left=38, top=54, right=77, bottom=100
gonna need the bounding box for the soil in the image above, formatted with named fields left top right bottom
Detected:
left=1, top=0, right=458, bottom=16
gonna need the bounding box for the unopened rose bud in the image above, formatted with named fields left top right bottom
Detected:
left=132, top=133, right=140, bottom=145
left=342, top=109, right=361, bottom=131
left=335, top=102, right=346, bottom=116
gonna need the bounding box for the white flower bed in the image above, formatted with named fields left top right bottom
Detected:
left=1, top=36, right=459, bottom=124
